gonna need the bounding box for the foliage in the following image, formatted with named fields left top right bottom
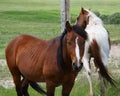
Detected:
left=107, top=13, right=120, bottom=24
left=94, top=12, right=120, bottom=24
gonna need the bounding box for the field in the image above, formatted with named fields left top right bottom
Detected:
left=0, top=0, right=120, bottom=96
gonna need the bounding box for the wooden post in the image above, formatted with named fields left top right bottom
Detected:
left=60, top=0, right=70, bottom=33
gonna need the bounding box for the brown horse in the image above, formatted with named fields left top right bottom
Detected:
left=5, top=21, right=87, bottom=96
left=76, top=8, right=115, bottom=96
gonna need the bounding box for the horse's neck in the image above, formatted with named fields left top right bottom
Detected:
left=77, top=21, right=86, bottom=29
left=81, top=23, right=86, bottom=29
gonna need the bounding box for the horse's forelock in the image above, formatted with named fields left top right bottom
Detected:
left=72, top=25, right=88, bottom=40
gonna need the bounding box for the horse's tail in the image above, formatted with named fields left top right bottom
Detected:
left=90, top=39, right=115, bottom=86
left=29, top=82, right=47, bottom=95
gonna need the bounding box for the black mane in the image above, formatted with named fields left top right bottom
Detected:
left=57, top=25, right=87, bottom=72
left=57, top=29, right=67, bottom=72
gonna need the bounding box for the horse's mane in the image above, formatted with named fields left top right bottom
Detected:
left=85, top=9, right=103, bottom=26
left=57, top=25, right=87, bottom=72
left=57, top=29, right=67, bottom=72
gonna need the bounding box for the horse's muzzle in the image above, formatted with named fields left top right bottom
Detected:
left=72, top=62, right=83, bottom=72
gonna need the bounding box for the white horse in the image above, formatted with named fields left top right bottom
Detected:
left=76, top=8, right=115, bottom=96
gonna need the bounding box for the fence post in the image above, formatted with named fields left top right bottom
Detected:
left=60, top=0, right=70, bottom=33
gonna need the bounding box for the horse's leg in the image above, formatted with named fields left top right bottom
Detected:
left=62, top=80, right=74, bottom=96
left=82, top=42, right=94, bottom=96
left=46, top=81, right=55, bottom=96
left=94, top=56, right=107, bottom=96
left=13, top=74, right=22, bottom=96
left=83, top=57, right=93, bottom=96
left=94, top=59, right=104, bottom=96
left=84, top=61, right=93, bottom=96
left=21, top=78, right=29, bottom=96
left=8, top=66, right=22, bottom=96
left=6, top=65, right=22, bottom=95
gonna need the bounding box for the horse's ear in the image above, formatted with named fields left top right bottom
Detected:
left=81, top=7, right=88, bottom=15
left=81, top=7, right=85, bottom=14
left=65, top=21, right=72, bottom=32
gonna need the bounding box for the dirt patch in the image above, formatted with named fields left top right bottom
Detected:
left=110, top=43, right=120, bottom=58
left=0, top=79, right=14, bottom=89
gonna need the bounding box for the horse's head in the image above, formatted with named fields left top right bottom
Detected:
left=65, top=21, right=87, bottom=72
left=76, top=7, right=89, bottom=29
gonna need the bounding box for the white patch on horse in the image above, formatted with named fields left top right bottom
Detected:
left=80, top=8, right=110, bottom=96
left=75, top=37, right=80, bottom=67
left=85, top=9, right=110, bottom=67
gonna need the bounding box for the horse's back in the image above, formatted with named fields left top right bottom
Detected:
left=6, top=34, right=41, bottom=54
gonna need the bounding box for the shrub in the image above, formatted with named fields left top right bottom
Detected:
left=100, top=15, right=108, bottom=24
left=94, top=11, right=100, bottom=17
left=97, top=12, right=120, bottom=24
left=107, top=13, right=120, bottom=24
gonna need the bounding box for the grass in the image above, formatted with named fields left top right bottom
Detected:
left=0, top=0, right=120, bottom=95
left=71, top=0, right=120, bottom=15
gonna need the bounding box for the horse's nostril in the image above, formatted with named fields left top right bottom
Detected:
left=72, top=63, right=78, bottom=71
left=72, top=62, right=83, bottom=72
left=72, top=62, right=76, bottom=66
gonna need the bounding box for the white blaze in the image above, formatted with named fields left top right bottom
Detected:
left=75, top=37, right=80, bottom=67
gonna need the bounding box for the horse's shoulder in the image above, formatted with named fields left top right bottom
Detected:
left=47, top=37, right=60, bottom=47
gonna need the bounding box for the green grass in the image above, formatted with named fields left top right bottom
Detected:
left=71, top=0, right=120, bottom=14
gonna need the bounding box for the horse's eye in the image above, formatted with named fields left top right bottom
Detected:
left=67, top=41, right=72, bottom=46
